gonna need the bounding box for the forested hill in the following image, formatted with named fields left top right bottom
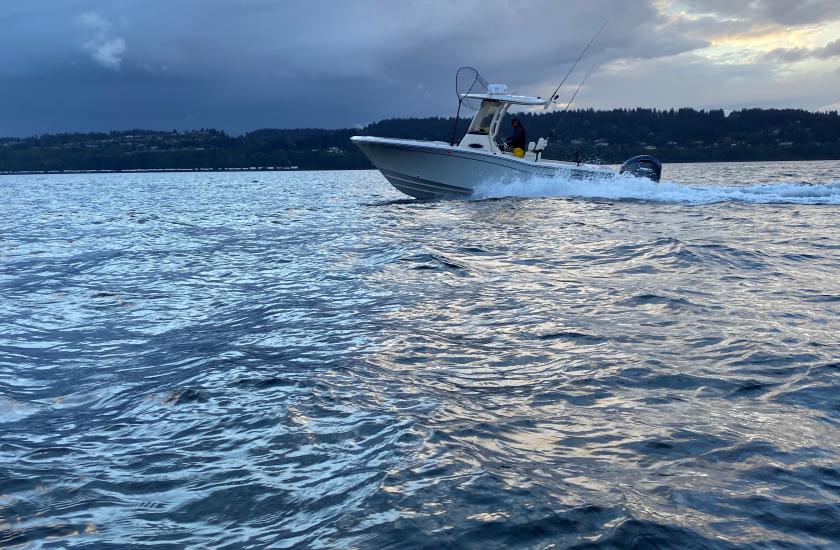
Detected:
left=2, top=108, right=840, bottom=173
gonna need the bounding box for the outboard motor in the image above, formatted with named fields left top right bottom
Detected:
left=619, top=155, right=662, bottom=182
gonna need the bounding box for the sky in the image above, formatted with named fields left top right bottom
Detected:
left=1, top=0, right=839, bottom=136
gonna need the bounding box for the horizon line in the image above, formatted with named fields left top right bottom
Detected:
left=4, top=105, right=840, bottom=140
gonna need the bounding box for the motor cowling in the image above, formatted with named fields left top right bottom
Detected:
left=619, top=155, right=662, bottom=182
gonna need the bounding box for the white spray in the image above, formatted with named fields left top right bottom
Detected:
left=471, top=174, right=840, bottom=205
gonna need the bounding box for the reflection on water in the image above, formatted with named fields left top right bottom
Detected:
left=1, top=162, right=839, bottom=548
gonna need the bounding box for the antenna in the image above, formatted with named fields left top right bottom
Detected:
left=543, top=20, right=608, bottom=109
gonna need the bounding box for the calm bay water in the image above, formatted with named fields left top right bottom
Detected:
left=1, top=161, right=839, bottom=548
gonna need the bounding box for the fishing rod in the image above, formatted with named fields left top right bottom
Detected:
left=543, top=20, right=607, bottom=109
left=561, top=64, right=595, bottom=116
left=546, top=63, right=597, bottom=144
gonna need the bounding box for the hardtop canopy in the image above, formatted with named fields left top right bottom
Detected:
left=460, top=93, right=545, bottom=106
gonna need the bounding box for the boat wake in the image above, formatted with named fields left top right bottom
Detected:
left=471, top=175, right=840, bottom=205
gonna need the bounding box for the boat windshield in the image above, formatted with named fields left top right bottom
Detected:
left=467, top=101, right=502, bottom=134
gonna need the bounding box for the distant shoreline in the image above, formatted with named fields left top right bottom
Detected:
left=0, top=166, right=302, bottom=177
left=3, top=158, right=840, bottom=177
left=3, top=108, right=840, bottom=173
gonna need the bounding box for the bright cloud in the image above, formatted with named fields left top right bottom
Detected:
left=78, top=11, right=126, bottom=69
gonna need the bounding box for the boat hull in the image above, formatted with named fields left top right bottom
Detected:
left=351, top=136, right=614, bottom=199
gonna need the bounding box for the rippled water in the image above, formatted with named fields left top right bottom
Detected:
left=2, top=161, right=839, bottom=548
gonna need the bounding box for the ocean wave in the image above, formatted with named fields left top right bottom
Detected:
left=472, top=174, right=840, bottom=204
left=2, top=167, right=839, bottom=548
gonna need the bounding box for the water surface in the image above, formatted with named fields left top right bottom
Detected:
left=1, top=161, right=839, bottom=548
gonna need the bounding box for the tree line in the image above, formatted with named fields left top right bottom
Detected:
left=2, top=107, right=840, bottom=173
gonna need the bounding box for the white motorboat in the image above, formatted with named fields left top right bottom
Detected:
left=351, top=70, right=661, bottom=200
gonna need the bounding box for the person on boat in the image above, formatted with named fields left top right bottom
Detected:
left=504, top=117, right=527, bottom=158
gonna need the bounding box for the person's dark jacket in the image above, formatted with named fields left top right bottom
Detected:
left=505, top=125, right=527, bottom=150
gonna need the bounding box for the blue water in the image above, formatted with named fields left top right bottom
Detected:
left=1, top=161, right=839, bottom=548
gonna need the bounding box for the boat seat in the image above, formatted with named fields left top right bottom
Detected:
left=528, top=141, right=536, bottom=152
left=532, top=138, right=548, bottom=161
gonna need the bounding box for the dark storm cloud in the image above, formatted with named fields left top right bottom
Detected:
left=763, top=38, right=840, bottom=62
left=0, top=0, right=838, bottom=136
left=675, top=0, right=840, bottom=25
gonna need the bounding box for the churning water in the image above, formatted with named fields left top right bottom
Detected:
left=1, top=161, right=839, bottom=548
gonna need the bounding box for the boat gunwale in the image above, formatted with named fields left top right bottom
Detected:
left=350, top=135, right=611, bottom=176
